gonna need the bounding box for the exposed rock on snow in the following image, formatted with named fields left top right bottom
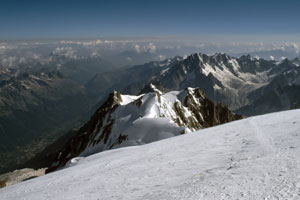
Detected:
left=47, top=87, right=242, bottom=172
left=0, top=168, right=46, bottom=189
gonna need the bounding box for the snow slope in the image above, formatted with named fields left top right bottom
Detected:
left=1, top=109, right=300, bottom=199
left=48, top=87, right=241, bottom=171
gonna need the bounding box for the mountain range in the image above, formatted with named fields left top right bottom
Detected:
left=88, top=53, right=300, bottom=114
left=1, top=52, right=300, bottom=175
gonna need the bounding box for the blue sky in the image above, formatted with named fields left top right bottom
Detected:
left=1, top=0, right=300, bottom=39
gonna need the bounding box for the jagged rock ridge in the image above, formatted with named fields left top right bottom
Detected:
left=47, top=86, right=242, bottom=172
left=91, top=52, right=300, bottom=113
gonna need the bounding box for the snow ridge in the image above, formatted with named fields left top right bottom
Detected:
left=47, top=87, right=242, bottom=172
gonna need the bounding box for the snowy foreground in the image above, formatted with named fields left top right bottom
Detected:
left=1, top=109, right=300, bottom=199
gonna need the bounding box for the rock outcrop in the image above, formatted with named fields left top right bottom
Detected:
left=46, top=87, right=242, bottom=173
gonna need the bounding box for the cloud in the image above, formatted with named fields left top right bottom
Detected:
left=60, top=40, right=77, bottom=45
left=158, top=54, right=166, bottom=60
left=82, top=40, right=104, bottom=46
left=56, top=63, right=62, bottom=70
left=2, top=38, right=300, bottom=70
left=281, top=56, right=287, bottom=60
left=126, top=57, right=132, bottom=61
left=53, top=47, right=77, bottom=59
left=1, top=56, right=17, bottom=67
left=134, top=44, right=141, bottom=53
left=104, top=40, right=113, bottom=44
left=91, top=50, right=100, bottom=57
left=95, top=40, right=103, bottom=44
left=32, top=53, right=40, bottom=60
left=0, top=45, right=6, bottom=54
left=146, top=43, right=156, bottom=53
left=133, top=43, right=157, bottom=53
left=292, top=43, right=299, bottom=50
left=60, top=40, right=105, bottom=46
left=18, top=57, right=26, bottom=64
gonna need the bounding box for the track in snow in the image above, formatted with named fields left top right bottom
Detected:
left=249, top=117, right=275, bottom=154
left=1, top=110, right=300, bottom=200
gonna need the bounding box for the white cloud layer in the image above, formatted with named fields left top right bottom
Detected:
left=53, top=47, right=77, bottom=59
left=1, top=38, right=300, bottom=69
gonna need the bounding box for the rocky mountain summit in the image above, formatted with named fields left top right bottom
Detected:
left=47, top=85, right=242, bottom=172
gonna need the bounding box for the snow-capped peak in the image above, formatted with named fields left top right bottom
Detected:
left=150, top=83, right=162, bottom=94
left=46, top=88, right=242, bottom=172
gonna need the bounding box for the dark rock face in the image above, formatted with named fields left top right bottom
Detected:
left=46, top=88, right=242, bottom=173
left=46, top=91, right=123, bottom=173
left=291, top=101, right=300, bottom=109
left=177, top=88, right=242, bottom=129
left=236, top=84, right=300, bottom=116
left=0, top=179, right=6, bottom=189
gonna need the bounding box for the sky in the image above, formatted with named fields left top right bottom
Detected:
left=1, top=0, right=300, bottom=39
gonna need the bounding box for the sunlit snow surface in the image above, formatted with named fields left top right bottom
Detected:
left=80, top=88, right=197, bottom=157
left=1, top=109, right=300, bottom=199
